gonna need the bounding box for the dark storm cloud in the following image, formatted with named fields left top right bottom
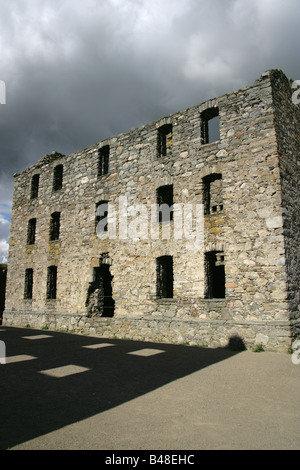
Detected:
left=0, top=0, right=300, bottom=262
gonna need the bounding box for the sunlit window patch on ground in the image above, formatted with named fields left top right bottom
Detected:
left=6, top=355, right=37, bottom=363
left=38, top=364, right=91, bottom=378
left=22, top=335, right=53, bottom=340
left=127, top=348, right=166, bottom=357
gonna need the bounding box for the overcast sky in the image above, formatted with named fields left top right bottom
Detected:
left=0, top=0, right=300, bottom=262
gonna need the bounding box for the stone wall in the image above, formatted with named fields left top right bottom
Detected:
left=4, top=69, right=299, bottom=351
left=270, top=70, right=300, bottom=338
left=3, top=310, right=292, bottom=352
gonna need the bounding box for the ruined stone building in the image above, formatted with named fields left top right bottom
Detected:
left=3, top=69, right=300, bottom=351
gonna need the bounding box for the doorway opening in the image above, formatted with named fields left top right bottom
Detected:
left=86, top=264, right=115, bottom=317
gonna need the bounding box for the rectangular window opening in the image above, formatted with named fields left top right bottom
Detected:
left=47, top=266, right=57, bottom=299
left=205, top=251, right=225, bottom=299
left=96, top=201, right=108, bottom=234
left=24, top=268, right=33, bottom=299
left=98, top=146, right=110, bottom=177
left=156, top=255, right=173, bottom=299
left=53, top=164, right=63, bottom=191
left=30, top=174, right=40, bottom=199
left=201, top=107, right=220, bottom=144
left=50, top=212, right=60, bottom=241
left=27, top=218, right=36, bottom=245
left=157, top=124, right=172, bottom=157
left=203, top=174, right=223, bottom=215
left=157, top=185, right=173, bottom=223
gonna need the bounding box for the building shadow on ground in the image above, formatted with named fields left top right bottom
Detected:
left=0, top=326, right=245, bottom=449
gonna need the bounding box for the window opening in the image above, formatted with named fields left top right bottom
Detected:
left=47, top=265, right=57, bottom=299
left=27, top=218, right=36, bottom=245
left=201, top=107, right=220, bottom=144
left=157, top=185, right=173, bottom=223
left=203, top=174, right=223, bottom=215
left=53, top=164, right=63, bottom=191
left=96, top=201, right=108, bottom=234
left=157, top=124, right=172, bottom=157
left=30, top=174, right=40, bottom=199
left=156, top=255, right=173, bottom=299
left=205, top=251, right=225, bottom=299
left=98, top=145, right=110, bottom=177
left=50, top=212, right=60, bottom=241
left=24, top=268, right=33, bottom=299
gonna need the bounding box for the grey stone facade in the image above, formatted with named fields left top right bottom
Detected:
left=4, top=69, right=300, bottom=351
